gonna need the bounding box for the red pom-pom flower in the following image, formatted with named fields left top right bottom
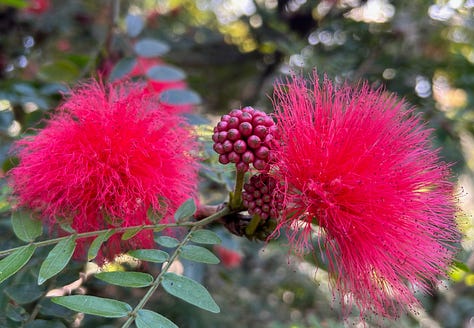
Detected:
left=270, top=73, right=460, bottom=319
left=9, top=80, right=199, bottom=261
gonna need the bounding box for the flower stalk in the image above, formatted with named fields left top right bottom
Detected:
left=230, top=169, right=245, bottom=210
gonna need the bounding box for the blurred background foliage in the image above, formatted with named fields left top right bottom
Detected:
left=0, top=0, right=474, bottom=327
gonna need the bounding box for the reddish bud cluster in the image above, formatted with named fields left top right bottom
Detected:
left=242, top=174, right=283, bottom=220
left=212, top=107, right=276, bottom=171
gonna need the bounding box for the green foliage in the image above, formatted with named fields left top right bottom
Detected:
left=94, top=271, right=153, bottom=288
left=134, top=38, right=170, bottom=57
left=136, top=309, right=178, bottom=328
left=174, top=198, right=197, bottom=222
left=125, top=14, right=145, bottom=38
left=128, top=249, right=169, bottom=263
left=147, top=65, right=186, bottom=82
left=51, top=295, right=132, bottom=318
left=0, top=0, right=473, bottom=327
left=121, top=226, right=142, bottom=241
left=25, top=320, right=67, bottom=328
left=87, top=230, right=114, bottom=261
left=161, top=272, right=220, bottom=313
left=180, top=245, right=220, bottom=264
left=0, top=244, right=36, bottom=284
left=155, top=236, right=180, bottom=248
left=108, top=57, right=136, bottom=82
left=38, top=236, right=76, bottom=285
left=11, top=210, right=42, bottom=242
left=5, top=276, right=44, bottom=304
left=160, top=89, right=202, bottom=106
left=190, top=229, right=222, bottom=245
left=38, top=60, right=81, bottom=83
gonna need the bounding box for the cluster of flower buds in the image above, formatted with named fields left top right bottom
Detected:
left=242, top=174, right=283, bottom=220
left=212, top=106, right=276, bottom=171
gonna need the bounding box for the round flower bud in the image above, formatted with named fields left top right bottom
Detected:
left=247, top=135, right=261, bottom=149
left=228, top=116, right=240, bottom=129
left=221, top=114, right=231, bottom=122
left=263, top=116, right=274, bottom=127
left=219, top=154, right=230, bottom=164
left=253, top=159, right=266, bottom=170
left=239, top=122, right=253, bottom=137
left=217, top=121, right=229, bottom=132
left=241, top=112, right=253, bottom=123
left=236, top=162, right=249, bottom=172
left=222, top=140, right=233, bottom=153
left=228, top=151, right=240, bottom=163
left=233, top=140, right=247, bottom=154
left=213, top=143, right=225, bottom=155
left=242, top=106, right=255, bottom=114
left=253, top=125, right=267, bottom=139
left=230, top=109, right=243, bottom=119
left=242, top=151, right=254, bottom=164
left=253, top=116, right=265, bottom=126
left=227, top=129, right=241, bottom=141
left=255, top=146, right=269, bottom=159
left=217, top=131, right=228, bottom=143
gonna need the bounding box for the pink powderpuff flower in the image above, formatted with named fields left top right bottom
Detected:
left=9, top=80, right=198, bottom=261
left=24, top=0, right=50, bottom=14
left=214, top=245, right=243, bottom=269
left=270, top=73, right=460, bottom=320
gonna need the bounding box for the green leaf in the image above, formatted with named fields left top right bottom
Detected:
left=38, top=60, right=80, bottom=83
left=11, top=210, right=42, bottom=242
left=162, top=273, right=220, bottom=313
left=136, top=309, right=178, bottom=328
left=0, top=244, right=36, bottom=284
left=128, top=249, right=169, bottom=263
left=51, top=295, right=131, bottom=318
left=0, top=0, right=27, bottom=8
left=37, top=298, right=75, bottom=319
left=126, top=14, right=145, bottom=37
left=39, top=83, right=68, bottom=95
left=13, top=83, right=36, bottom=96
left=5, top=282, right=43, bottom=304
left=190, top=229, right=222, bottom=245
left=109, top=57, right=136, bottom=81
left=38, top=236, right=76, bottom=285
left=134, top=38, right=170, bottom=57
left=453, top=260, right=470, bottom=272
left=6, top=303, right=27, bottom=322
left=121, top=226, right=142, bottom=241
left=147, top=198, right=168, bottom=224
left=155, top=236, right=179, bottom=248
left=174, top=198, right=196, bottom=222
left=146, top=65, right=186, bottom=81
left=87, top=230, right=114, bottom=261
left=0, top=110, right=14, bottom=131
left=181, top=245, right=219, bottom=264
left=94, top=271, right=153, bottom=288
left=58, top=220, right=76, bottom=234
left=160, top=89, right=202, bottom=106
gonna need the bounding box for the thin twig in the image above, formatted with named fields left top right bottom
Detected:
left=0, top=206, right=231, bottom=258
